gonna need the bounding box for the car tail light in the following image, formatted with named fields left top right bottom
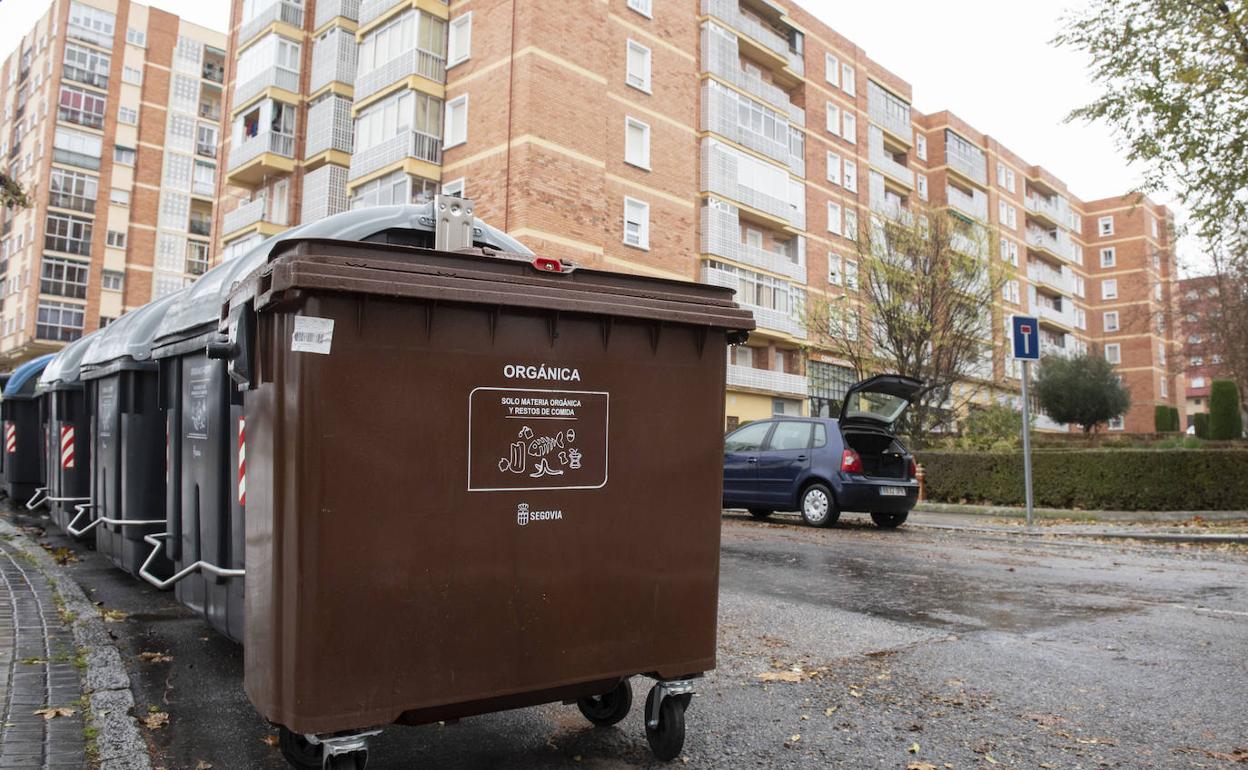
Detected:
left=841, top=449, right=863, bottom=474
left=908, top=457, right=917, bottom=479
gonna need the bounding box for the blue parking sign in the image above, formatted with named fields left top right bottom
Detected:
left=1012, top=315, right=1040, bottom=360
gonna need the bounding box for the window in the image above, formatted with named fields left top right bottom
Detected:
left=114, top=146, right=136, bottom=165
left=68, top=2, right=115, bottom=48
left=624, top=116, right=650, bottom=170
left=1098, top=215, right=1114, bottom=236
left=102, top=270, right=124, bottom=290
left=844, top=259, right=859, bottom=290
left=828, top=252, right=842, bottom=285
left=126, top=27, right=145, bottom=47
left=844, top=209, right=858, bottom=241
left=448, top=13, right=471, bottom=66
left=842, top=112, right=856, bottom=143
left=825, top=103, right=839, bottom=136
left=1100, top=247, right=1116, bottom=268
left=1103, top=311, right=1119, bottom=332
left=824, top=53, right=839, bottom=86
left=843, top=161, right=857, bottom=192
left=40, top=256, right=90, bottom=298
left=1102, top=279, right=1118, bottom=299
left=767, top=421, right=813, bottom=451
left=1191, top=376, right=1207, bottom=389
left=48, top=168, right=98, bottom=213
left=1160, top=378, right=1168, bottom=398
left=999, top=237, right=1018, bottom=266
left=444, top=94, right=468, bottom=148
left=118, top=106, right=137, bottom=125
left=44, top=213, right=93, bottom=255
left=915, top=134, right=927, bottom=160
left=63, top=43, right=111, bottom=87
left=122, top=66, right=142, bottom=85
left=110, top=188, right=130, bottom=206
left=442, top=177, right=465, bottom=197
left=626, top=40, right=651, bottom=92
left=106, top=229, right=127, bottom=248
left=54, top=127, right=104, bottom=169
left=1002, top=279, right=1019, bottom=304
left=825, top=151, right=840, bottom=184
left=1104, top=343, right=1121, bottom=364
left=1151, top=218, right=1160, bottom=238
left=841, top=63, right=855, bottom=95
left=998, top=201, right=1017, bottom=229
left=827, top=202, right=841, bottom=235
left=58, top=85, right=106, bottom=128
left=36, top=300, right=85, bottom=342
left=623, top=197, right=649, bottom=249
left=916, top=174, right=928, bottom=201
left=1108, top=415, right=1124, bottom=431
left=627, top=0, right=652, bottom=18
left=725, top=421, right=771, bottom=453
left=996, top=163, right=1015, bottom=192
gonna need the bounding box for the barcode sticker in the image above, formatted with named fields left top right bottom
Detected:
left=291, top=316, right=334, bottom=355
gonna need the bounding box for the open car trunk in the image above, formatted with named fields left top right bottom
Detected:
left=841, top=427, right=910, bottom=480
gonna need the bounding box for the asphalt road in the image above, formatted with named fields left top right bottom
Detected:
left=12, top=506, right=1248, bottom=770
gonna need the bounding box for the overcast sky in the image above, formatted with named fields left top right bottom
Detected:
left=0, top=0, right=1203, bottom=271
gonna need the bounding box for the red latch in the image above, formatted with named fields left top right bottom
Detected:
left=532, top=257, right=571, bottom=274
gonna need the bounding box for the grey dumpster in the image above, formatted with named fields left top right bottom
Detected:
left=3, top=355, right=56, bottom=504
left=36, top=332, right=102, bottom=532
left=146, top=201, right=531, bottom=642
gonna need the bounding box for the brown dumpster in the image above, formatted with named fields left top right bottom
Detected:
left=220, top=229, right=754, bottom=767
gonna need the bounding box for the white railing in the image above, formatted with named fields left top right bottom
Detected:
left=1027, top=262, right=1074, bottom=295
left=301, top=164, right=350, bottom=222
left=786, top=49, right=804, bottom=76
left=701, top=82, right=793, bottom=169
left=702, top=141, right=804, bottom=229
left=348, top=130, right=442, bottom=180
left=306, top=95, right=353, bottom=157
left=222, top=197, right=267, bottom=234
left=1025, top=226, right=1076, bottom=262
left=726, top=364, right=809, bottom=397
left=228, top=131, right=296, bottom=171
left=702, top=0, right=790, bottom=60
left=1024, top=194, right=1065, bottom=224
left=310, top=26, right=357, bottom=93
left=232, top=65, right=301, bottom=107
left=358, top=0, right=405, bottom=28
left=947, top=148, right=987, bottom=185
left=867, top=81, right=911, bottom=140
left=701, top=265, right=807, bottom=340
left=355, top=48, right=447, bottom=103
left=239, top=1, right=305, bottom=46
left=1035, top=301, right=1076, bottom=328
left=702, top=23, right=797, bottom=117
left=700, top=203, right=806, bottom=283
left=868, top=139, right=914, bottom=188
left=314, top=0, right=360, bottom=28
left=946, top=184, right=988, bottom=220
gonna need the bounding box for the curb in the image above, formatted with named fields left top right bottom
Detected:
left=907, top=520, right=1248, bottom=544
left=0, top=518, right=154, bottom=770
left=913, top=502, right=1248, bottom=523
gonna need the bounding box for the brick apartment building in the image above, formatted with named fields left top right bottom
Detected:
left=0, top=0, right=228, bottom=365
left=1178, top=274, right=1230, bottom=427
left=212, top=0, right=1181, bottom=433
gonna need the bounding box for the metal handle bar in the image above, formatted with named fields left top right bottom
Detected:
left=25, top=487, right=47, bottom=509
left=138, top=532, right=244, bottom=590
left=66, top=503, right=165, bottom=539
left=44, top=495, right=90, bottom=504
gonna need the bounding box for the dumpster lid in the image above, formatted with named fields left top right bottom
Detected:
left=154, top=203, right=532, bottom=350
left=37, top=332, right=101, bottom=391
left=81, top=288, right=188, bottom=371
left=232, top=238, right=758, bottom=332
left=4, top=354, right=56, bottom=398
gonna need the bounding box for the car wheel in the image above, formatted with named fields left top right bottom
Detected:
left=799, top=483, right=839, bottom=528
left=748, top=508, right=773, bottom=520
left=870, top=512, right=908, bottom=529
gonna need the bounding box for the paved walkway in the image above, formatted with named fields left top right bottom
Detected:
left=0, top=540, right=87, bottom=769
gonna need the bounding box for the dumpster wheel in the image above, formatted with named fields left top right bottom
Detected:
left=576, top=677, right=633, bottom=726
left=644, top=683, right=692, bottom=761
left=278, top=727, right=322, bottom=769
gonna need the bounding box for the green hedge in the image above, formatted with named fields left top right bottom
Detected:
left=1154, top=405, right=1170, bottom=432
left=1210, top=380, right=1243, bottom=440
left=1169, top=406, right=1181, bottom=432
left=1194, top=413, right=1210, bottom=439
left=918, top=450, right=1248, bottom=510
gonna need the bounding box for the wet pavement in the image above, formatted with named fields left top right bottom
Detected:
left=7, top=505, right=1248, bottom=769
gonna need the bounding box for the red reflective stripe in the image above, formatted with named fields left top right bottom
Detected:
left=237, top=417, right=246, bottom=506
left=60, top=426, right=75, bottom=469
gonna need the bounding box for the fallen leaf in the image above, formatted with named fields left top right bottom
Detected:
left=849, top=689, right=862, bottom=698
left=788, top=734, right=801, bottom=743
left=139, top=652, right=173, bottom=663
left=908, top=763, right=937, bottom=770
left=984, top=755, right=999, bottom=765
left=52, top=547, right=78, bottom=565
left=195, top=762, right=213, bottom=770
left=909, top=741, right=921, bottom=754
left=824, top=706, right=839, bottom=716
left=101, top=609, right=128, bottom=623
left=757, top=671, right=803, bottom=683
left=800, top=714, right=809, bottom=721
left=263, top=734, right=280, bottom=747
left=143, top=712, right=170, bottom=729
left=34, top=707, right=75, bottom=720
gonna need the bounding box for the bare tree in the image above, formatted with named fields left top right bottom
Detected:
left=803, top=204, right=1008, bottom=437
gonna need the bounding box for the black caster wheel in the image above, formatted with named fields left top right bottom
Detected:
left=577, top=678, right=633, bottom=726
left=644, top=686, right=689, bottom=761
left=278, top=726, right=322, bottom=770
left=323, top=751, right=368, bottom=770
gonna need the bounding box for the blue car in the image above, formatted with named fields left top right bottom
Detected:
left=722, top=375, right=923, bottom=528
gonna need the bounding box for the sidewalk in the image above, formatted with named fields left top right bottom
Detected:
left=914, top=501, right=1248, bottom=523
left=908, top=508, right=1248, bottom=544
left=0, top=538, right=88, bottom=769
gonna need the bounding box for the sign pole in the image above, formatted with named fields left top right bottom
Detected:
left=1020, top=359, right=1034, bottom=528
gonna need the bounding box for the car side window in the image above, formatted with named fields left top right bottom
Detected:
left=766, top=421, right=813, bottom=451
left=812, top=423, right=827, bottom=448
left=725, top=422, right=771, bottom=453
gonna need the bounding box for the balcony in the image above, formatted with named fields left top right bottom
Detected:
left=48, top=191, right=95, bottom=214
left=221, top=197, right=286, bottom=237
left=701, top=202, right=807, bottom=283
left=302, top=164, right=350, bottom=222
left=868, top=127, right=913, bottom=189
left=701, top=264, right=807, bottom=340
left=58, top=107, right=105, bottom=130
left=348, top=130, right=443, bottom=181
left=203, top=62, right=225, bottom=83
left=63, top=65, right=109, bottom=90
left=186, top=243, right=211, bottom=276
left=701, top=22, right=799, bottom=120
left=233, top=65, right=301, bottom=109
left=315, top=0, right=361, bottom=28
left=355, top=48, right=446, bottom=104
left=1024, top=193, right=1066, bottom=227
left=867, top=81, right=911, bottom=143
left=701, top=81, right=798, bottom=173
left=188, top=216, right=213, bottom=237
left=946, top=184, right=988, bottom=221
left=726, top=364, right=809, bottom=398
left=306, top=95, right=353, bottom=161
left=227, top=131, right=297, bottom=185
left=946, top=133, right=987, bottom=186
left=199, top=100, right=223, bottom=121
left=1034, top=301, right=1075, bottom=330
left=239, top=1, right=305, bottom=47
left=701, top=0, right=794, bottom=68
left=192, top=176, right=216, bottom=197
left=310, top=26, right=358, bottom=94
left=359, top=0, right=402, bottom=28
left=1025, top=226, right=1076, bottom=262
left=702, top=140, right=804, bottom=229
left=1040, top=335, right=1074, bottom=360
left=1027, top=261, right=1074, bottom=295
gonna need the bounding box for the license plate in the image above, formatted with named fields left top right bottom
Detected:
left=879, top=486, right=907, bottom=497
